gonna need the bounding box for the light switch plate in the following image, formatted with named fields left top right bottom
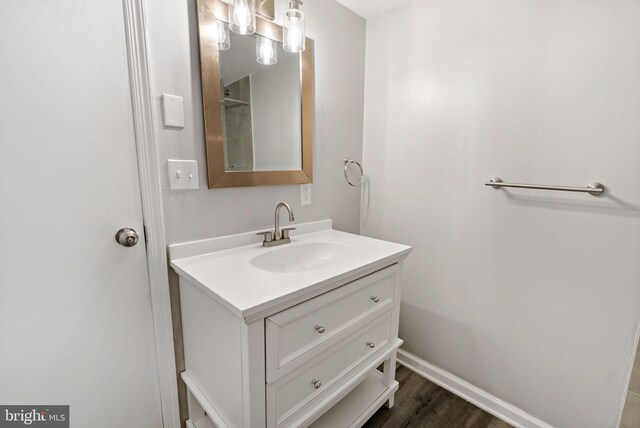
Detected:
left=161, top=94, right=185, bottom=128
left=300, top=184, right=312, bottom=206
left=167, top=160, right=199, bottom=190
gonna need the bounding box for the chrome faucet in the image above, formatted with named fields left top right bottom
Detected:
left=257, top=202, right=296, bottom=247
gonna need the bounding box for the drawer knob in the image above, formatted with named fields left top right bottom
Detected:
left=371, top=296, right=380, bottom=303
left=366, top=341, right=376, bottom=349
left=315, top=325, right=326, bottom=334
left=311, top=379, right=322, bottom=389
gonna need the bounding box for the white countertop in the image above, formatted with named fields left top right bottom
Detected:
left=169, top=220, right=412, bottom=320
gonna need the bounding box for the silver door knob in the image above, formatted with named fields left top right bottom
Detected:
left=311, top=379, right=322, bottom=389
left=371, top=296, right=380, bottom=303
left=366, top=342, right=376, bottom=349
left=115, top=228, right=139, bottom=247
left=315, top=325, right=326, bottom=334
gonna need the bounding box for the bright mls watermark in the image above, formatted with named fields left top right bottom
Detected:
left=0, top=406, right=68, bottom=427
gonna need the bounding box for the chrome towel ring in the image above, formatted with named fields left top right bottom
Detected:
left=344, top=158, right=364, bottom=187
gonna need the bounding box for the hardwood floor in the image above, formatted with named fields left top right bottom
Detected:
left=363, top=366, right=513, bottom=428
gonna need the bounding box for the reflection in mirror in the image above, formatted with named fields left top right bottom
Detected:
left=220, top=31, right=302, bottom=172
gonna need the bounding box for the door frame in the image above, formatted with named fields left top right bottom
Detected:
left=123, top=0, right=181, bottom=426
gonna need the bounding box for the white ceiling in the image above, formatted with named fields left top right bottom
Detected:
left=334, top=0, right=414, bottom=20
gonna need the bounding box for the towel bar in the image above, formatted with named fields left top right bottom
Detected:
left=485, top=177, right=605, bottom=196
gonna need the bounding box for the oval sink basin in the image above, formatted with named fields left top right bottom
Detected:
left=250, top=242, right=356, bottom=273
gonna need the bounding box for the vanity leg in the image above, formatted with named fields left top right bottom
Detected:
left=385, top=394, right=395, bottom=409
left=187, top=389, right=206, bottom=421
left=382, top=354, right=397, bottom=409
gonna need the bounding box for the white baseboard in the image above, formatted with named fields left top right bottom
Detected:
left=397, top=349, right=553, bottom=428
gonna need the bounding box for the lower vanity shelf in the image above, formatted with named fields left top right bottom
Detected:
left=310, top=370, right=399, bottom=428
left=187, top=370, right=398, bottom=428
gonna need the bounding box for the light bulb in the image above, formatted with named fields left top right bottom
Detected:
left=229, top=0, right=256, bottom=35
left=283, top=1, right=305, bottom=53
left=286, top=26, right=302, bottom=52
left=216, top=20, right=230, bottom=50
left=257, top=36, right=277, bottom=65
left=234, top=5, right=250, bottom=27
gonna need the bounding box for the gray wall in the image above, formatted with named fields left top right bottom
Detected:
left=361, top=1, right=640, bottom=427
left=146, top=0, right=366, bottom=244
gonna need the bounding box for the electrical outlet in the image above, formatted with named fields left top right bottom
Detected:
left=300, top=184, right=312, bottom=206
left=167, top=160, right=199, bottom=190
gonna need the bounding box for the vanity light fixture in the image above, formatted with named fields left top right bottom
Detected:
left=283, top=0, right=305, bottom=53
left=229, top=0, right=256, bottom=35
left=216, top=20, right=231, bottom=50
left=257, top=35, right=277, bottom=65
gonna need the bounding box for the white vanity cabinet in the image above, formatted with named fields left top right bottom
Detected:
left=169, top=220, right=411, bottom=428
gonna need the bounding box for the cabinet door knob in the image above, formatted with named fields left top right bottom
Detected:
left=371, top=296, right=380, bottom=303
left=315, top=325, right=326, bottom=334
left=311, top=379, right=322, bottom=389
left=366, top=341, right=376, bottom=349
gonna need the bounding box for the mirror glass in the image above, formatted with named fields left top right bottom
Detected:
left=219, top=31, right=302, bottom=172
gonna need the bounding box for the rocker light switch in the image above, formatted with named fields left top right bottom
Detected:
left=167, top=160, right=199, bottom=190
left=161, top=94, right=185, bottom=128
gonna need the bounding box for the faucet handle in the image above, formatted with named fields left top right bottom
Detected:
left=281, top=227, right=296, bottom=240
left=257, top=231, right=274, bottom=243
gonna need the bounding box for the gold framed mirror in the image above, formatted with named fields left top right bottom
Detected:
left=196, top=0, right=314, bottom=188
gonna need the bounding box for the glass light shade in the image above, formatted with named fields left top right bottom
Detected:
left=283, top=6, right=305, bottom=53
left=257, top=36, right=277, bottom=65
left=229, top=0, right=256, bottom=35
left=216, top=20, right=230, bottom=50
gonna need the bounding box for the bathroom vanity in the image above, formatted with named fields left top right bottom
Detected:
left=169, top=220, right=411, bottom=428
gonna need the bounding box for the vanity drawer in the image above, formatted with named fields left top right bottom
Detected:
left=266, top=265, right=398, bottom=382
left=267, top=313, right=393, bottom=427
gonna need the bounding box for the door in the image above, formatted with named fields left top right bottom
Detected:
left=0, top=1, right=163, bottom=427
